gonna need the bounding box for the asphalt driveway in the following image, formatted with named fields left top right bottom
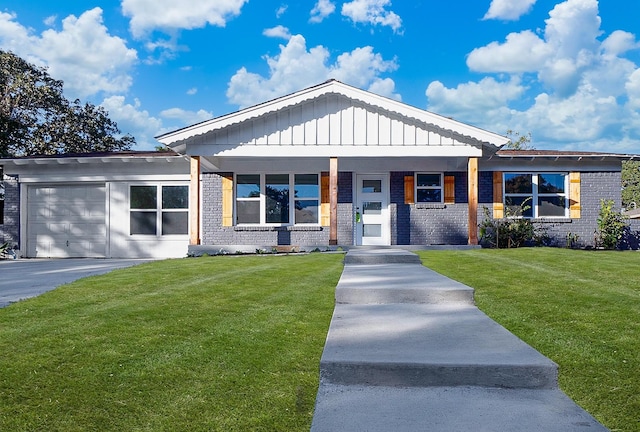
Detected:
left=0, top=258, right=152, bottom=308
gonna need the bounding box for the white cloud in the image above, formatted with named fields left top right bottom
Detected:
left=43, top=15, right=57, bottom=27
left=341, top=0, right=402, bottom=33
left=627, top=69, right=640, bottom=109
left=467, top=0, right=606, bottom=96
left=276, top=5, right=288, bottom=18
left=483, top=0, right=537, bottom=21
left=101, top=96, right=163, bottom=150
left=122, top=0, right=249, bottom=38
left=310, top=0, right=336, bottom=23
left=0, top=8, right=137, bottom=99
left=100, top=97, right=214, bottom=150
left=330, top=46, right=398, bottom=89
left=187, top=88, right=198, bottom=95
left=428, top=0, right=640, bottom=152
left=263, top=25, right=291, bottom=40
left=601, top=30, right=640, bottom=57
left=521, top=90, right=620, bottom=144
left=160, top=107, right=213, bottom=124
left=467, top=31, right=551, bottom=73
left=426, top=77, right=525, bottom=126
left=226, top=34, right=399, bottom=107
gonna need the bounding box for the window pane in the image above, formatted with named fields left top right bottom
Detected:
left=237, top=201, right=260, bottom=224
left=417, top=174, right=441, bottom=187
left=266, top=174, right=289, bottom=223
left=295, top=200, right=318, bottom=224
left=363, top=224, right=382, bottom=237
left=417, top=189, right=442, bottom=203
left=237, top=175, right=261, bottom=198
left=538, top=174, right=565, bottom=194
left=363, top=201, right=382, bottom=214
left=294, top=174, right=319, bottom=198
left=162, top=211, right=188, bottom=234
left=131, top=186, right=157, bottom=209
left=538, top=196, right=566, bottom=217
left=130, top=211, right=156, bottom=235
left=362, top=180, right=381, bottom=193
left=505, top=174, right=532, bottom=194
left=505, top=196, right=533, bottom=217
left=162, top=186, right=188, bottom=209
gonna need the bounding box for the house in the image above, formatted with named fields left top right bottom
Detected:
left=1, top=80, right=638, bottom=258
left=156, top=79, right=638, bottom=254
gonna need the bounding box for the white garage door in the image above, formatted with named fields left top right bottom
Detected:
left=27, top=184, right=107, bottom=258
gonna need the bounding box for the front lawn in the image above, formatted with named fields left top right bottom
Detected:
left=0, top=253, right=344, bottom=432
left=417, top=248, right=640, bottom=432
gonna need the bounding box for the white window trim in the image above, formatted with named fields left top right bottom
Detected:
left=235, top=173, right=321, bottom=226
left=129, top=183, right=189, bottom=237
left=415, top=172, right=444, bottom=204
left=503, top=172, right=569, bottom=219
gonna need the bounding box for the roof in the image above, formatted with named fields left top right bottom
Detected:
left=0, top=150, right=186, bottom=167
left=156, top=79, right=510, bottom=158
left=495, top=149, right=639, bottom=159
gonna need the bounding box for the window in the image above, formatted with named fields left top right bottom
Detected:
left=294, top=174, right=319, bottom=224
left=504, top=173, right=567, bottom=218
left=235, top=174, right=319, bottom=225
left=130, top=185, right=189, bottom=235
left=416, top=173, right=443, bottom=203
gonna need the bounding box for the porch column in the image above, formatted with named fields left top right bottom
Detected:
left=329, top=157, right=338, bottom=245
left=189, top=156, right=201, bottom=245
left=468, top=157, right=479, bottom=245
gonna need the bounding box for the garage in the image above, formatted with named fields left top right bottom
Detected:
left=27, top=184, right=107, bottom=258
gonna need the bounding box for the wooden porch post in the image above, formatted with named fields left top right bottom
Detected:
left=468, top=157, right=479, bottom=245
left=189, top=156, right=201, bottom=245
left=329, top=157, right=338, bottom=245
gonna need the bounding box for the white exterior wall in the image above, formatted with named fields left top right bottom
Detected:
left=108, top=181, right=189, bottom=258
left=6, top=155, right=191, bottom=259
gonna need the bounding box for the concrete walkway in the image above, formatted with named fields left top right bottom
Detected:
left=311, top=248, right=608, bottom=431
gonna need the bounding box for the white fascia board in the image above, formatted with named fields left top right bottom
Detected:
left=188, top=144, right=483, bottom=158
left=157, top=80, right=509, bottom=148
left=15, top=174, right=190, bottom=183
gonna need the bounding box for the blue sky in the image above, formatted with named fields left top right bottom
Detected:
left=1, top=0, right=639, bottom=153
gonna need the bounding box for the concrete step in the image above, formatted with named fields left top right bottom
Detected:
left=335, top=263, right=475, bottom=305
left=311, top=384, right=607, bottom=432
left=320, top=303, right=558, bottom=389
left=344, top=248, right=422, bottom=265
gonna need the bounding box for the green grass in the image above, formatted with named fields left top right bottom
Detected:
left=0, top=253, right=344, bottom=432
left=417, top=248, right=640, bottom=432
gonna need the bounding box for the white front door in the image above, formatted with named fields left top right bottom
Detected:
left=355, top=174, right=390, bottom=246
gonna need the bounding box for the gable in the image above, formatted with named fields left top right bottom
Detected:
left=158, top=80, right=509, bottom=158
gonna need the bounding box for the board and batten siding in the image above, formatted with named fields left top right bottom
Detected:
left=206, top=94, right=465, bottom=147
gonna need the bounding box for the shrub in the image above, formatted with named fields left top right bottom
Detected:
left=594, top=199, right=628, bottom=250
left=479, top=199, right=547, bottom=248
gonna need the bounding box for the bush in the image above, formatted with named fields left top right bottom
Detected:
left=479, top=200, right=547, bottom=248
left=594, top=199, right=628, bottom=250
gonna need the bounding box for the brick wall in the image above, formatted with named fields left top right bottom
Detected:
left=477, top=171, right=626, bottom=248
left=199, top=170, right=629, bottom=249
left=391, top=171, right=469, bottom=245
left=0, top=174, right=19, bottom=247
left=201, top=172, right=354, bottom=247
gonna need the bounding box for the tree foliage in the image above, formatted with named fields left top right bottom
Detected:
left=621, top=160, right=640, bottom=210
left=504, top=129, right=534, bottom=150
left=0, top=50, right=134, bottom=157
